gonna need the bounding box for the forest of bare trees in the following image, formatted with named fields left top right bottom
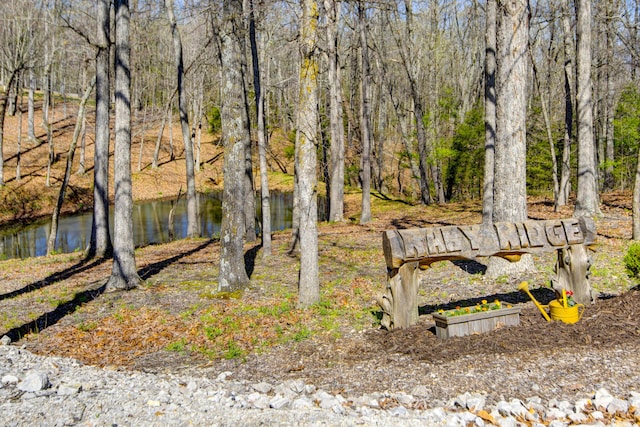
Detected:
left=3, top=0, right=640, bottom=299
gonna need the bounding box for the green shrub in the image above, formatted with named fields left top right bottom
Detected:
left=624, top=242, right=640, bottom=279
left=207, top=106, right=222, bottom=133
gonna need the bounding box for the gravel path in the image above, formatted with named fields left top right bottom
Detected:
left=2, top=339, right=639, bottom=426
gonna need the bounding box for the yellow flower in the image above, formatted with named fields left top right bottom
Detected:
left=482, top=300, right=488, bottom=305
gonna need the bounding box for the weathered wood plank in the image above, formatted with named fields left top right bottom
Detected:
left=382, top=217, right=596, bottom=269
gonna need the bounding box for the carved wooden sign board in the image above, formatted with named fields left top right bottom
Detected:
left=382, top=217, right=596, bottom=270
left=378, top=217, right=596, bottom=330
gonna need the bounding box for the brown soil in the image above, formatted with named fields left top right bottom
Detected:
left=1, top=99, right=639, bottom=408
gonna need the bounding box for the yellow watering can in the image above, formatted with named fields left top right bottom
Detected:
left=517, top=282, right=585, bottom=324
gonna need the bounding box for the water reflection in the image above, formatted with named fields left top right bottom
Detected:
left=0, top=192, right=297, bottom=260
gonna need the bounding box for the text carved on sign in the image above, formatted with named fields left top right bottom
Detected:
left=383, top=218, right=594, bottom=269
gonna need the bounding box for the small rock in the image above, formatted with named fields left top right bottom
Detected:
left=246, top=392, right=269, bottom=409
left=606, top=397, right=629, bottom=415
left=593, top=388, right=613, bottom=411
left=568, top=412, right=588, bottom=423
left=291, top=397, right=314, bottom=409
left=423, top=407, right=448, bottom=424
left=318, top=396, right=341, bottom=410
left=495, top=415, right=518, bottom=427
left=216, top=371, right=233, bottom=381
left=590, top=410, right=605, bottom=420
left=574, top=398, right=591, bottom=413
left=251, top=381, right=273, bottom=394
left=17, top=372, right=49, bottom=392
left=1, top=374, right=19, bottom=385
left=269, top=395, right=290, bottom=410
left=395, top=392, right=415, bottom=406
left=0, top=335, right=11, bottom=345
left=411, top=384, right=430, bottom=398
left=389, top=405, right=408, bottom=417
left=544, top=407, right=566, bottom=420
left=57, top=382, right=82, bottom=396
left=331, top=404, right=346, bottom=415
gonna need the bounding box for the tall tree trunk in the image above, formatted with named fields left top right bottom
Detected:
left=556, top=0, right=574, bottom=209
left=634, top=145, right=640, bottom=239
left=603, top=0, right=615, bottom=191
left=16, top=83, right=23, bottom=181
left=574, top=0, right=600, bottom=218
left=166, top=0, right=199, bottom=238
left=87, top=0, right=113, bottom=259
left=487, top=0, right=535, bottom=277
left=106, top=0, right=140, bottom=291
left=325, top=0, right=345, bottom=222
left=297, top=0, right=320, bottom=307
left=45, top=92, right=54, bottom=187
left=218, top=0, right=250, bottom=291
left=359, top=2, right=372, bottom=224
left=28, top=68, right=36, bottom=142
left=532, top=60, right=560, bottom=201
left=152, top=94, right=175, bottom=169
left=400, top=0, right=432, bottom=205
left=249, top=0, right=271, bottom=256
left=482, top=0, right=497, bottom=226
left=48, top=79, right=95, bottom=255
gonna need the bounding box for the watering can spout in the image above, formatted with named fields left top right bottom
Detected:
left=518, top=281, right=552, bottom=322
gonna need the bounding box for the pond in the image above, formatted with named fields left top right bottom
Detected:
left=0, top=192, right=302, bottom=260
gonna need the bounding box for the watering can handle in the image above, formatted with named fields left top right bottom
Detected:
left=577, top=304, right=585, bottom=320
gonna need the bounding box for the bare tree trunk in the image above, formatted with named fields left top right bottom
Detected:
left=532, top=60, right=560, bottom=201
left=297, top=0, right=320, bottom=307
left=136, top=108, right=145, bottom=172
left=633, top=146, right=640, bottom=239
left=218, top=0, right=250, bottom=291
left=45, top=93, right=54, bottom=187
left=48, top=79, right=95, bottom=255
left=249, top=0, right=271, bottom=256
left=77, top=115, right=87, bottom=175
left=482, top=0, right=496, bottom=226
left=152, top=95, right=175, bottom=169
left=16, top=83, right=23, bottom=181
left=106, top=0, right=140, bottom=291
left=487, top=0, right=535, bottom=277
left=325, top=0, right=345, bottom=222
left=359, top=1, right=372, bottom=224
left=28, top=68, right=36, bottom=142
left=399, top=0, right=432, bottom=205
left=556, top=0, right=574, bottom=209
left=87, top=0, right=113, bottom=259
left=169, top=106, right=174, bottom=160
left=574, top=0, right=600, bottom=218
left=603, top=0, right=615, bottom=192
left=166, top=0, right=198, bottom=238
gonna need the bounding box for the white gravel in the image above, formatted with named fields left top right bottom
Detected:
left=2, top=339, right=639, bottom=426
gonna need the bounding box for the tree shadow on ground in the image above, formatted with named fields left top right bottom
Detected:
left=0, top=257, right=109, bottom=302
left=5, top=240, right=217, bottom=341
left=244, top=243, right=261, bottom=278
left=418, top=286, right=557, bottom=316
left=4, top=281, right=106, bottom=342
left=138, top=239, right=215, bottom=280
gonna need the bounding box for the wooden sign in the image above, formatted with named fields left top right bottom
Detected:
left=382, top=217, right=596, bottom=269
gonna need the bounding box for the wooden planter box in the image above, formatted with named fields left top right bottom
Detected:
left=432, top=304, right=521, bottom=339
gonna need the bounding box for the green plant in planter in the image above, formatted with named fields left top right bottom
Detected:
left=624, top=242, right=640, bottom=280
left=437, top=299, right=510, bottom=317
